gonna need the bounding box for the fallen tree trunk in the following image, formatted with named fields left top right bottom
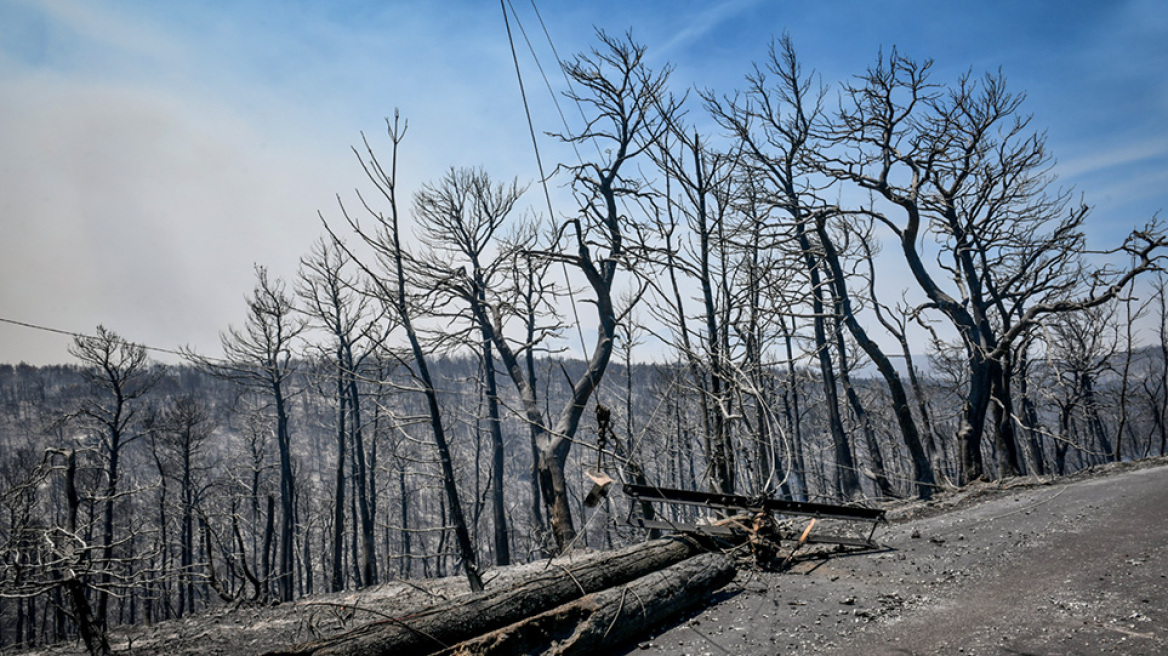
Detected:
left=265, top=537, right=702, bottom=656
left=442, top=552, right=736, bottom=655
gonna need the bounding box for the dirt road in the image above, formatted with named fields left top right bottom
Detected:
left=630, top=461, right=1168, bottom=656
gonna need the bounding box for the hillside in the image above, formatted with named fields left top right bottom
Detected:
left=7, top=457, right=1167, bottom=656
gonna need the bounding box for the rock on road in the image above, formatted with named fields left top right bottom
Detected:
left=631, top=460, right=1168, bottom=656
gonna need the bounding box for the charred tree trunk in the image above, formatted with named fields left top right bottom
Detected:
left=1080, top=373, right=1113, bottom=463
left=441, top=553, right=735, bottom=656
left=781, top=318, right=808, bottom=501
left=989, top=358, right=1023, bottom=478
left=821, top=220, right=935, bottom=499
left=481, top=339, right=510, bottom=566
left=265, top=537, right=703, bottom=656
left=1016, top=341, right=1047, bottom=476
left=331, top=369, right=347, bottom=592
left=957, top=353, right=992, bottom=483
left=831, top=312, right=895, bottom=499
left=95, top=428, right=120, bottom=628
left=346, top=363, right=377, bottom=587
left=793, top=218, right=861, bottom=500
left=810, top=292, right=860, bottom=500
left=262, top=494, right=276, bottom=600
left=394, top=465, right=413, bottom=578
left=274, top=384, right=296, bottom=602
left=62, top=450, right=111, bottom=656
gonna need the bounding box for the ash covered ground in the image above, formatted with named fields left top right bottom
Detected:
left=631, top=458, right=1168, bottom=656
left=9, top=458, right=1168, bottom=656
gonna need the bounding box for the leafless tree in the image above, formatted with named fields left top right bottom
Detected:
left=148, top=396, right=214, bottom=616
left=298, top=238, right=386, bottom=589
left=325, top=113, right=483, bottom=591
left=411, top=166, right=525, bottom=566
left=1140, top=274, right=1168, bottom=457
left=491, top=30, right=676, bottom=548
left=704, top=36, right=867, bottom=499
left=68, top=326, right=158, bottom=627
left=816, top=49, right=1167, bottom=483
left=185, top=267, right=305, bottom=601
left=1, top=448, right=116, bottom=655
left=649, top=122, right=743, bottom=496
left=1046, top=304, right=1123, bottom=472
left=411, top=32, right=679, bottom=552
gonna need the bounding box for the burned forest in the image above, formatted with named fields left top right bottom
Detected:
left=3, top=29, right=1168, bottom=656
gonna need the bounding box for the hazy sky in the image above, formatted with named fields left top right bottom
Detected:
left=1, top=0, right=1166, bottom=365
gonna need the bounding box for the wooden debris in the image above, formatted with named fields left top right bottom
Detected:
left=584, top=470, right=615, bottom=508
left=263, top=537, right=702, bottom=656
left=441, top=553, right=736, bottom=656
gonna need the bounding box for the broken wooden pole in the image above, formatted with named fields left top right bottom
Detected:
left=264, top=537, right=702, bottom=656
left=441, top=552, right=736, bottom=655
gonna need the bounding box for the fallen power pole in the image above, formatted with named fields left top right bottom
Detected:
left=265, top=537, right=710, bottom=656
left=436, top=553, right=735, bottom=655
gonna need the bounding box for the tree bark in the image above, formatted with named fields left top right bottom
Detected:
left=820, top=218, right=935, bottom=499
left=957, top=354, right=992, bottom=483
left=831, top=311, right=895, bottom=499
left=274, top=382, right=296, bottom=602
left=331, top=366, right=347, bottom=592
left=989, top=358, right=1023, bottom=477
left=1016, top=342, right=1047, bottom=476
left=440, top=553, right=735, bottom=656
left=780, top=318, right=808, bottom=501
left=265, top=537, right=702, bottom=656
left=61, top=449, right=111, bottom=656
left=481, top=339, right=510, bottom=566
left=345, top=357, right=377, bottom=588
left=64, top=578, right=110, bottom=656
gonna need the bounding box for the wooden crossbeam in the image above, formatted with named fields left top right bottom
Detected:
left=622, top=483, right=885, bottom=549
left=622, top=484, right=885, bottom=522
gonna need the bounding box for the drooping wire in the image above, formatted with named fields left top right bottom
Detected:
left=499, top=0, right=589, bottom=360
left=0, top=315, right=188, bottom=360
left=507, top=0, right=586, bottom=164
left=525, top=0, right=601, bottom=151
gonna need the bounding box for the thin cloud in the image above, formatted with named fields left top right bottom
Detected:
left=1057, top=135, right=1168, bottom=180
left=1080, top=167, right=1168, bottom=217
left=656, top=0, right=760, bottom=57
left=18, top=0, right=184, bottom=66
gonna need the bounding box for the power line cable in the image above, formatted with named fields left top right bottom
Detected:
left=508, top=0, right=586, bottom=163
left=525, top=0, right=603, bottom=156
left=0, top=316, right=189, bottom=360
left=499, top=0, right=589, bottom=359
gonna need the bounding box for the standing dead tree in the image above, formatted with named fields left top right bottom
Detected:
left=68, top=326, right=159, bottom=627
left=648, top=122, right=743, bottom=497
left=1, top=450, right=112, bottom=656
left=411, top=167, right=525, bottom=567
left=185, top=268, right=306, bottom=601
left=298, top=238, right=387, bottom=589
left=325, top=113, right=484, bottom=592
left=816, top=49, right=1167, bottom=483
left=148, top=395, right=215, bottom=617
left=442, top=31, right=678, bottom=552
left=703, top=37, right=866, bottom=500
left=511, top=30, right=676, bottom=549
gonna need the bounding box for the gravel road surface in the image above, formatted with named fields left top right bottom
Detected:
left=629, top=461, right=1168, bottom=656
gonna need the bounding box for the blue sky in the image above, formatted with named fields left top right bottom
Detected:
left=1, top=0, right=1166, bottom=364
